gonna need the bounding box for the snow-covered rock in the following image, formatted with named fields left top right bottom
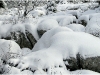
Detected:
left=59, top=16, right=76, bottom=26
left=38, top=18, right=59, bottom=31
left=86, top=16, right=100, bottom=37
left=71, top=70, right=100, bottom=75
left=2, top=30, right=36, bottom=49
left=78, top=15, right=89, bottom=26
left=8, top=27, right=100, bottom=74
left=0, top=39, right=21, bottom=61
left=37, top=18, right=59, bottom=38
left=0, top=22, right=37, bottom=49
left=66, top=10, right=81, bottom=19
left=67, top=24, right=85, bottom=32
left=29, top=10, right=46, bottom=18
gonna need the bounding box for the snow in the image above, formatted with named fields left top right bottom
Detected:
left=0, top=39, right=21, bottom=61
left=9, top=27, right=100, bottom=75
left=21, top=48, right=32, bottom=56
left=33, top=27, right=73, bottom=51
left=37, top=18, right=59, bottom=31
left=71, top=70, right=100, bottom=75
left=0, top=13, right=39, bottom=40
left=33, top=27, right=100, bottom=58
left=0, top=24, right=12, bottom=38
left=1, top=1, right=100, bottom=75
left=59, top=16, right=76, bottom=26
left=0, top=15, right=12, bottom=21
left=67, top=24, right=85, bottom=32
left=78, top=15, right=89, bottom=25
left=66, top=10, right=81, bottom=18
left=11, top=22, right=25, bottom=33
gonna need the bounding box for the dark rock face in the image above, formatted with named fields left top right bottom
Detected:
left=37, top=30, right=46, bottom=38
left=64, top=54, right=100, bottom=73
left=0, top=0, right=6, bottom=8
left=78, top=20, right=87, bottom=27
left=25, top=30, right=37, bottom=48
left=81, top=56, right=100, bottom=72
left=2, top=31, right=37, bottom=49
left=64, top=57, right=78, bottom=71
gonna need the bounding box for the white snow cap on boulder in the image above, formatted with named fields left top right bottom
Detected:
left=38, top=18, right=59, bottom=31
left=86, top=15, right=100, bottom=37
left=67, top=24, right=85, bottom=32
left=59, top=16, right=76, bottom=26
left=0, top=39, right=21, bottom=60
left=13, top=27, right=100, bottom=75
left=33, top=27, right=100, bottom=58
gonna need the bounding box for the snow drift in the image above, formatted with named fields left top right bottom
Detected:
left=8, top=27, right=100, bottom=75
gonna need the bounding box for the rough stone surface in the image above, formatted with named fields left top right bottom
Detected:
left=81, top=56, right=100, bottom=73
left=2, top=31, right=37, bottom=49
left=63, top=57, right=78, bottom=71
left=63, top=54, right=100, bottom=73
left=26, top=30, right=37, bottom=48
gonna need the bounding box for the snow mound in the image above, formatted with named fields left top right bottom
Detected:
left=10, top=22, right=25, bottom=33
left=33, top=27, right=73, bottom=51
left=37, top=18, right=59, bottom=31
left=78, top=15, right=89, bottom=26
left=86, top=16, right=100, bottom=37
left=67, top=24, right=85, bottom=32
left=66, top=10, right=81, bottom=19
left=59, top=16, right=76, bottom=26
left=0, top=15, right=12, bottom=21
left=0, top=39, right=21, bottom=60
left=29, top=9, right=46, bottom=18
left=10, top=27, right=100, bottom=75
left=0, top=24, right=12, bottom=38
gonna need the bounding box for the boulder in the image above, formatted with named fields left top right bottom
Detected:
left=37, top=18, right=59, bottom=38
left=64, top=54, right=100, bottom=73
left=2, top=30, right=36, bottom=49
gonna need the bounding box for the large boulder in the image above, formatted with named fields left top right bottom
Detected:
left=6, top=27, right=100, bottom=74
left=64, top=54, right=100, bottom=73
left=85, top=15, right=100, bottom=37
left=0, top=39, right=21, bottom=61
